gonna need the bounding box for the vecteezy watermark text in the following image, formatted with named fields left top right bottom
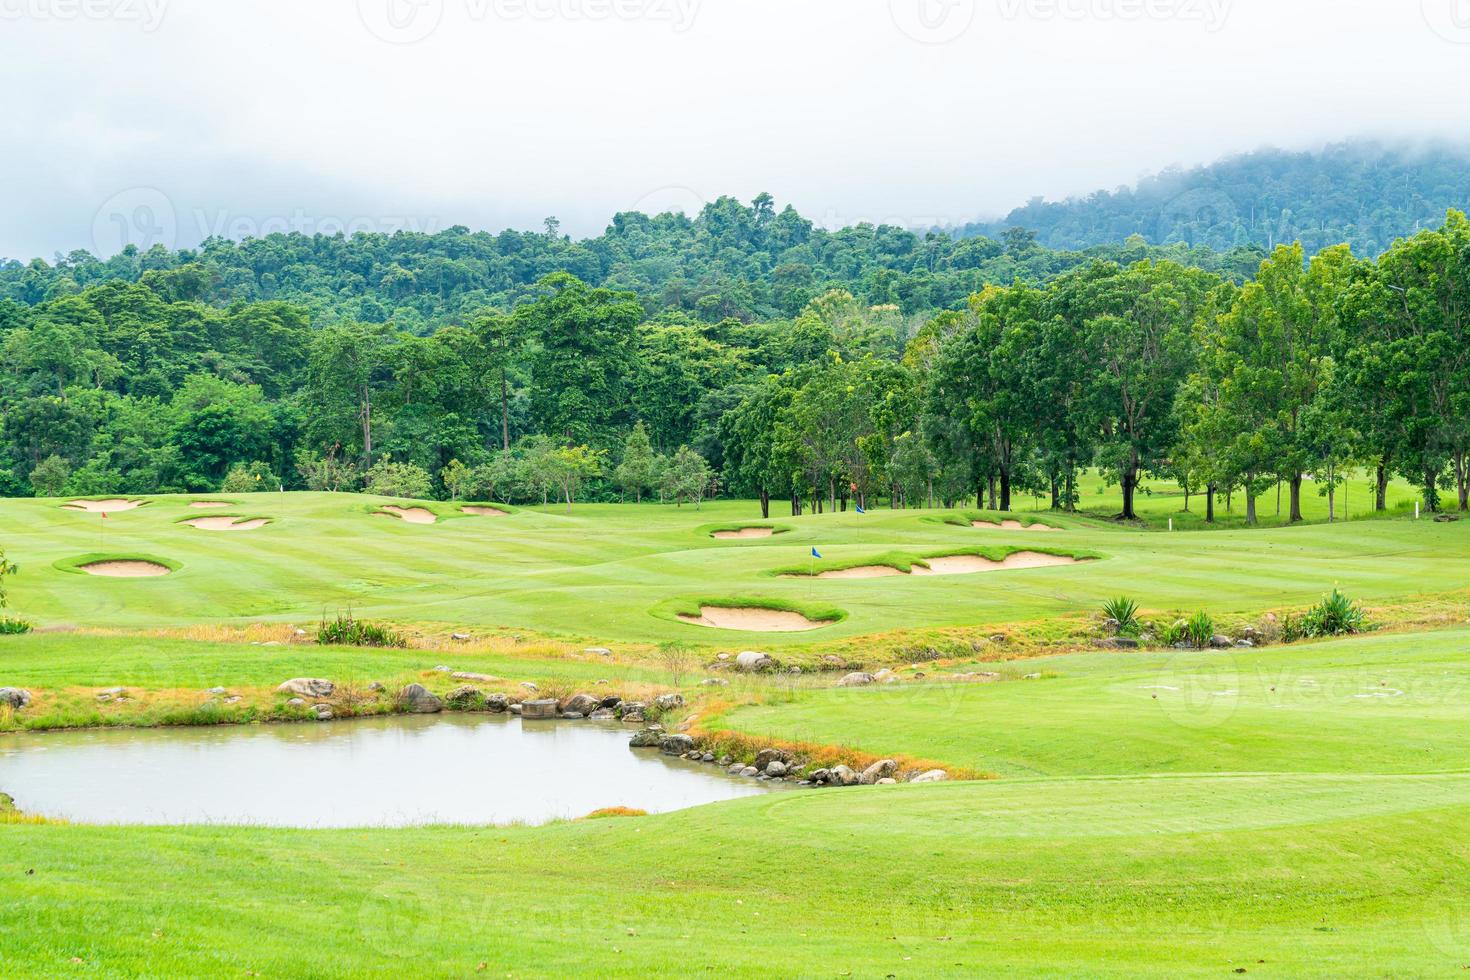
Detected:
left=0, top=0, right=168, bottom=31
left=997, top=0, right=1230, bottom=31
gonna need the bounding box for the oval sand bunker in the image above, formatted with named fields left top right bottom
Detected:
left=461, top=506, right=507, bottom=517
left=677, top=606, right=831, bottom=632
left=971, top=520, right=1058, bottom=532
left=182, top=517, right=271, bottom=532
left=63, top=499, right=145, bottom=513
left=912, top=552, right=1079, bottom=576
left=711, top=527, right=774, bottom=540
left=814, top=565, right=905, bottom=579
left=80, top=560, right=171, bottom=578
left=378, top=505, right=437, bottom=525
left=188, top=501, right=232, bottom=510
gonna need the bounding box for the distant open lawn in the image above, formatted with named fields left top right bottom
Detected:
left=1, top=484, right=1465, bottom=647
left=8, top=624, right=1470, bottom=979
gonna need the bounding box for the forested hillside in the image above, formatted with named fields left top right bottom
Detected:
left=958, top=142, right=1470, bottom=258
left=0, top=195, right=1259, bottom=331
left=4, top=200, right=1470, bottom=521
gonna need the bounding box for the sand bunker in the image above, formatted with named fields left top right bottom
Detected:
left=188, top=501, right=232, bottom=510
left=461, top=506, right=507, bottom=517
left=677, top=606, right=830, bottom=632
left=80, top=560, right=171, bottom=578
left=814, top=565, right=906, bottom=579
left=182, top=517, right=271, bottom=532
left=63, top=499, right=144, bottom=513
left=971, top=520, right=1058, bottom=532
left=912, top=552, right=1079, bottom=576
left=378, top=505, right=437, bottom=525
left=712, top=527, right=775, bottom=539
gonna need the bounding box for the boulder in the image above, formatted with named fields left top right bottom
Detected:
left=617, top=701, right=646, bottom=722
left=432, top=665, right=453, bottom=673
left=0, top=688, right=32, bottom=710
left=311, top=704, right=333, bottom=721
left=873, top=669, right=899, bottom=684
left=701, top=678, right=729, bottom=686
left=521, top=698, right=559, bottom=720
left=485, top=693, right=509, bottom=713
left=285, top=697, right=306, bottom=708
left=754, top=748, right=789, bottom=771
left=588, top=708, right=616, bottom=720
left=562, top=693, right=601, bottom=716
left=1209, top=635, right=1233, bottom=649
left=653, top=693, right=685, bottom=712
left=585, top=647, right=613, bottom=657
left=398, top=683, right=443, bottom=714
left=1096, top=636, right=1140, bottom=650
left=837, top=672, right=875, bottom=688
left=727, top=762, right=745, bottom=775
left=451, top=632, right=472, bottom=641
left=764, top=760, right=788, bottom=777
left=860, top=759, right=898, bottom=784
left=735, top=651, right=775, bottom=672
left=909, top=769, right=948, bottom=783
left=599, top=695, right=623, bottom=709
left=444, top=686, right=483, bottom=710
left=739, top=766, right=759, bottom=777
left=520, top=681, right=539, bottom=693
left=206, top=686, right=227, bottom=695
left=821, top=655, right=846, bottom=668
left=277, top=678, right=333, bottom=698
left=876, top=778, right=898, bottom=785
left=509, top=703, right=523, bottom=716
left=829, top=765, right=860, bottom=786
left=368, top=682, right=386, bottom=692
left=659, top=733, right=696, bottom=756
left=451, top=671, right=498, bottom=682
left=807, top=768, right=831, bottom=784
left=562, top=712, right=585, bottom=720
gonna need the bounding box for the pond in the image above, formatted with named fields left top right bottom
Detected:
left=0, top=714, right=784, bottom=827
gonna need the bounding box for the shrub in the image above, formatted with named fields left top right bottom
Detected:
left=29, top=454, right=71, bottom=497
left=1299, top=589, right=1367, bottom=638
left=0, top=618, right=33, bottom=635
left=365, top=461, right=433, bottom=499
left=221, top=461, right=282, bottom=492
left=317, top=611, right=406, bottom=648
left=1185, top=610, right=1214, bottom=649
left=1101, top=596, right=1141, bottom=635
left=1157, top=619, right=1189, bottom=646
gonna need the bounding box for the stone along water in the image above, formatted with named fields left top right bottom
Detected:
left=0, top=714, right=782, bottom=827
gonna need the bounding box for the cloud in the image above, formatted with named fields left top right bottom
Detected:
left=2, top=0, right=1468, bottom=259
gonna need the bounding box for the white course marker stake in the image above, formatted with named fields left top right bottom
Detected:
left=1416, top=501, right=1421, bottom=520
left=1169, top=518, right=1173, bottom=532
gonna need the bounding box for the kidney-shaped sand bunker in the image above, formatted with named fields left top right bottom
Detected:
left=79, top=560, right=173, bottom=578
left=677, top=605, right=834, bottom=632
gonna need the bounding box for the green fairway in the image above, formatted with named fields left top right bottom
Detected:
left=3, top=488, right=1465, bottom=647
left=5, top=490, right=1470, bottom=976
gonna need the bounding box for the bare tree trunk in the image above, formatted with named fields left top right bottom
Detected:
left=1375, top=459, right=1389, bottom=511
left=760, top=487, right=770, bottom=519
left=1289, top=472, right=1304, bottom=523
left=1205, top=484, right=1215, bottom=523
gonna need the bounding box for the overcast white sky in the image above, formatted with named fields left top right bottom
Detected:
left=3, top=0, right=1469, bottom=259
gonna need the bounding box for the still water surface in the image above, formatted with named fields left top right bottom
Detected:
left=0, top=714, right=781, bottom=827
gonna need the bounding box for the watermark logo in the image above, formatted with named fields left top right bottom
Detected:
left=1422, top=0, right=1470, bottom=44
left=889, top=0, right=977, bottom=44
left=357, top=0, right=445, bottom=44
left=92, top=187, right=178, bottom=256
left=1153, top=649, right=1241, bottom=731
left=0, top=0, right=169, bottom=31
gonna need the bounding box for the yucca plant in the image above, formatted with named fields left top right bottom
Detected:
left=1185, top=610, right=1215, bottom=649
left=1158, top=619, right=1189, bottom=647
left=1101, top=596, right=1141, bottom=636
left=318, top=611, right=406, bottom=649
left=1300, top=589, right=1366, bottom=637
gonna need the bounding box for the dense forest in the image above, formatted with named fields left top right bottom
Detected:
left=958, top=142, right=1470, bottom=258
left=1, top=195, right=1263, bottom=331
left=4, top=190, right=1469, bottom=519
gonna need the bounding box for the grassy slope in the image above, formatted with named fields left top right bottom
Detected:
left=6, top=775, right=1470, bottom=978
left=2, top=483, right=1465, bottom=646
left=716, top=628, right=1470, bottom=778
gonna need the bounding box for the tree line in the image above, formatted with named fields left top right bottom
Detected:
left=4, top=208, right=1469, bottom=519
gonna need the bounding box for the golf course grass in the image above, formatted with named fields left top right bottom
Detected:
left=3, top=476, right=1470, bottom=976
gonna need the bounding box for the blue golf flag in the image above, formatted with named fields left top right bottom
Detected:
left=855, top=505, right=866, bottom=514
left=811, top=547, right=822, bottom=559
